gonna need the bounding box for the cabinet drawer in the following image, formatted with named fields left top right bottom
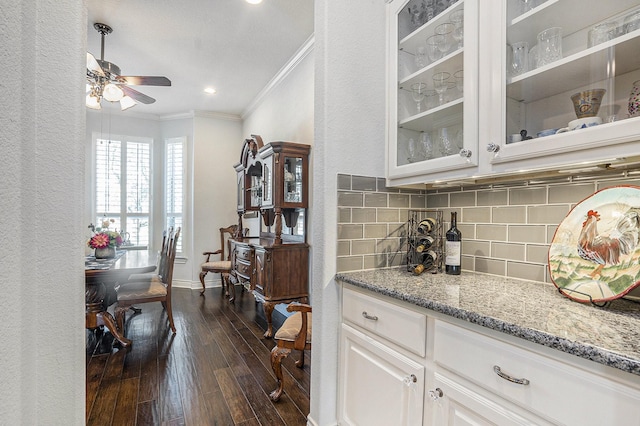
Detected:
left=235, top=260, right=252, bottom=280
left=342, top=287, right=426, bottom=357
left=434, top=320, right=640, bottom=426
left=235, top=245, right=251, bottom=261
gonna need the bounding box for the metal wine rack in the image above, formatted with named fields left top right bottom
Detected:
left=406, top=209, right=444, bottom=274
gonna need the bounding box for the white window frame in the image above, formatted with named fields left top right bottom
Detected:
left=165, top=136, right=187, bottom=255
left=91, top=132, right=154, bottom=247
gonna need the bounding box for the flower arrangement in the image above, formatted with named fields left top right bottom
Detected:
left=87, top=218, right=123, bottom=249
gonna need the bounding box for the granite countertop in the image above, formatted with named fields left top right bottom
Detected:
left=336, top=268, right=640, bottom=376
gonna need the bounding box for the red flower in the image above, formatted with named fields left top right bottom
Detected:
left=88, top=233, right=111, bottom=249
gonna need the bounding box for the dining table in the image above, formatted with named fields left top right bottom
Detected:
left=85, top=249, right=157, bottom=347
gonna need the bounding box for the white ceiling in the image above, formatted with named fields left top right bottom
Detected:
left=87, top=0, right=314, bottom=117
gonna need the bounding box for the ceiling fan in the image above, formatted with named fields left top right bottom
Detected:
left=86, top=22, right=171, bottom=111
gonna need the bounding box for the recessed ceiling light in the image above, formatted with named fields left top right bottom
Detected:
left=246, top=0, right=263, bottom=4
left=204, top=87, right=217, bottom=94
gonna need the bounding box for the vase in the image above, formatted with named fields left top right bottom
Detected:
left=628, top=80, right=640, bottom=118
left=95, top=246, right=116, bottom=259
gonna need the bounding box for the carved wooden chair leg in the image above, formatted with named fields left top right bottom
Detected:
left=115, top=305, right=127, bottom=333
left=199, top=270, right=208, bottom=295
left=165, top=298, right=176, bottom=333
left=221, top=272, right=229, bottom=296
left=296, top=349, right=305, bottom=368
left=269, top=346, right=291, bottom=402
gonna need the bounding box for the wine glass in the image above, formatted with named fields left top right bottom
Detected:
left=435, top=23, right=455, bottom=55
left=426, top=35, right=444, bottom=63
left=432, top=71, right=450, bottom=105
left=410, top=82, right=427, bottom=113
left=454, top=69, right=463, bottom=95
left=438, top=127, right=458, bottom=156
left=450, top=10, right=464, bottom=49
left=420, top=132, right=434, bottom=160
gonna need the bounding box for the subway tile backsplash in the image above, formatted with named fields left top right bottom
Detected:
left=336, top=172, right=640, bottom=288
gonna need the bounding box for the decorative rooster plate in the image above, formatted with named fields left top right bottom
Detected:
left=549, top=185, right=640, bottom=303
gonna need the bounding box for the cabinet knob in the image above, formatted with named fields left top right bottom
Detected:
left=428, top=388, right=443, bottom=401
left=486, top=143, right=501, bottom=153
left=459, top=148, right=472, bottom=158
left=403, top=374, right=417, bottom=386
left=493, top=365, right=530, bottom=385
left=361, top=311, right=378, bottom=321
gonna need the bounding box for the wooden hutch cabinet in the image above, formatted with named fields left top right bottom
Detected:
left=230, top=136, right=311, bottom=338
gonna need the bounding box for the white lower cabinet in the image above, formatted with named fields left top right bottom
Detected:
left=339, top=324, right=425, bottom=426
left=339, top=286, right=640, bottom=426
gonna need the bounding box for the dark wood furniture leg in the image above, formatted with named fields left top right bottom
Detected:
left=85, top=280, right=131, bottom=347
left=263, top=301, right=276, bottom=338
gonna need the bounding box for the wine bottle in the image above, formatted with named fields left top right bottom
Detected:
left=414, top=250, right=438, bottom=275
left=415, top=235, right=435, bottom=253
left=417, top=217, right=437, bottom=234
left=445, top=212, right=462, bottom=275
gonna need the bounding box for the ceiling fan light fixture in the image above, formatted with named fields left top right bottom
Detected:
left=120, top=96, right=137, bottom=111
left=245, top=0, right=263, bottom=4
left=86, top=94, right=102, bottom=110
left=103, top=83, right=124, bottom=102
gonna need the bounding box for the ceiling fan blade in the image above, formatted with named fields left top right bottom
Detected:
left=119, top=76, right=171, bottom=86
left=86, top=52, right=105, bottom=77
left=120, top=86, right=156, bottom=104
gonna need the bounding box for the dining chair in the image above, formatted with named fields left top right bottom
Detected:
left=114, top=227, right=181, bottom=335
left=199, top=224, right=238, bottom=296
left=269, top=302, right=312, bottom=402
left=126, top=228, right=169, bottom=283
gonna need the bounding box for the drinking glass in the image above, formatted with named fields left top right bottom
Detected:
left=433, top=71, right=451, bottom=105
left=509, top=41, right=529, bottom=76
left=624, top=10, right=640, bottom=34
left=528, top=44, right=538, bottom=70
left=435, top=23, right=455, bottom=54
left=537, top=27, right=562, bottom=67
left=453, top=69, right=463, bottom=95
left=426, top=35, right=444, bottom=62
left=588, top=22, right=616, bottom=47
left=415, top=46, right=428, bottom=69
left=449, top=10, right=464, bottom=49
left=518, top=0, right=537, bottom=15
left=420, top=132, right=434, bottom=160
left=410, top=82, right=428, bottom=113
left=406, top=138, right=418, bottom=162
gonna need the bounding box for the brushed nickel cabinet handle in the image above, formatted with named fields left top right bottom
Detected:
left=361, top=311, right=378, bottom=321
left=493, top=365, right=530, bottom=385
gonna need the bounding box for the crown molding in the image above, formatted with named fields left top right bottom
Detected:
left=241, top=34, right=315, bottom=119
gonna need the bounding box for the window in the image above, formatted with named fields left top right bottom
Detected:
left=165, top=137, right=185, bottom=253
left=94, top=135, right=152, bottom=246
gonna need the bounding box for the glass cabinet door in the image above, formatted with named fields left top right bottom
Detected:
left=262, top=153, right=274, bottom=208
left=283, top=156, right=303, bottom=204
left=387, top=0, right=479, bottom=185
left=493, top=0, right=640, bottom=169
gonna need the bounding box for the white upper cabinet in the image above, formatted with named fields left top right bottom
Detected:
left=387, top=0, right=481, bottom=186
left=387, top=0, right=640, bottom=186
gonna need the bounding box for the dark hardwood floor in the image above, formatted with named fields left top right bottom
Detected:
left=86, top=285, right=310, bottom=425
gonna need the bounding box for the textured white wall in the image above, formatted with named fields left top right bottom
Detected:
left=0, top=0, right=86, bottom=424
left=193, top=113, right=243, bottom=286
left=311, top=1, right=387, bottom=424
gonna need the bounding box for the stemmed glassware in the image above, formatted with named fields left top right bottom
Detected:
left=420, top=132, right=434, bottom=160
left=450, top=10, right=464, bottom=49
left=438, top=127, right=458, bottom=156
left=435, top=23, right=455, bottom=55
left=433, top=71, right=451, bottom=105
left=410, top=82, right=428, bottom=113
left=454, top=69, right=463, bottom=95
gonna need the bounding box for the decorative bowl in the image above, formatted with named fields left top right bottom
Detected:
left=570, top=89, right=606, bottom=118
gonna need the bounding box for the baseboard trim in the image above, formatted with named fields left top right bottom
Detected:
left=172, top=279, right=222, bottom=290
